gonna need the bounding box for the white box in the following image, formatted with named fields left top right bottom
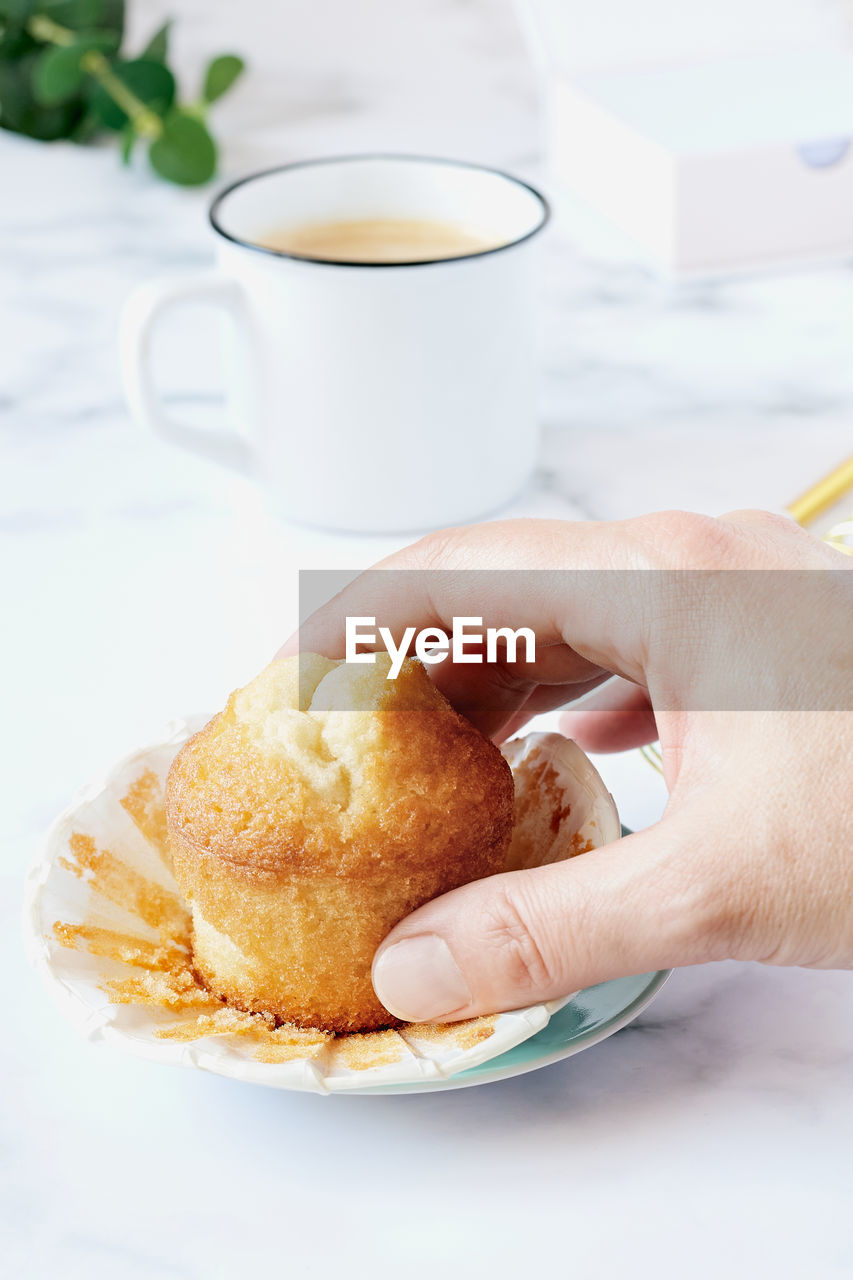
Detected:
left=548, top=50, right=853, bottom=275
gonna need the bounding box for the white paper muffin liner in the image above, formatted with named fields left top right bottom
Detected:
left=23, top=720, right=620, bottom=1094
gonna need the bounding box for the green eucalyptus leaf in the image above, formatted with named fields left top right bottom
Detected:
left=148, top=108, right=216, bottom=185
left=89, top=57, right=175, bottom=130
left=119, top=119, right=134, bottom=163
left=0, top=0, right=36, bottom=24
left=39, top=0, right=102, bottom=27
left=0, top=53, right=36, bottom=124
left=69, top=105, right=99, bottom=140
left=32, top=32, right=116, bottom=104
left=100, top=0, right=124, bottom=36
left=202, top=53, right=243, bottom=104
left=0, top=25, right=39, bottom=60
left=39, top=0, right=123, bottom=32
left=0, top=52, right=83, bottom=137
left=141, top=20, right=169, bottom=63
left=33, top=44, right=85, bottom=104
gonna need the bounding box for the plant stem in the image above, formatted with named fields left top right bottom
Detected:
left=80, top=50, right=163, bottom=138
left=26, top=13, right=163, bottom=139
left=27, top=14, right=73, bottom=46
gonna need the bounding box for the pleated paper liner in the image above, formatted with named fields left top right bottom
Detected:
left=24, top=720, right=620, bottom=1094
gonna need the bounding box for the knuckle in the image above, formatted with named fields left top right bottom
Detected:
left=721, top=507, right=844, bottom=568
left=408, top=526, right=468, bottom=573
left=720, top=507, right=790, bottom=533
left=629, top=510, right=740, bottom=570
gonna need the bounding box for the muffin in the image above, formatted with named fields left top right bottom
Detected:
left=166, top=653, right=514, bottom=1033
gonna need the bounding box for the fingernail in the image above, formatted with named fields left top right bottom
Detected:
left=372, top=934, right=472, bottom=1022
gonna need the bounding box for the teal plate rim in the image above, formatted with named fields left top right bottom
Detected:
left=352, top=822, right=672, bottom=1095
left=351, top=968, right=673, bottom=1095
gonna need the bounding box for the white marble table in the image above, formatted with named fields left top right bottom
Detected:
left=3, top=3, right=852, bottom=1276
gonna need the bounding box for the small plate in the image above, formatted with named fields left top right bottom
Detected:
left=348, top=968, right=671, bottom=1094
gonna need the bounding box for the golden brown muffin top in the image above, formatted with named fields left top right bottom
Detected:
left=166, top=654, right=514, bottom=881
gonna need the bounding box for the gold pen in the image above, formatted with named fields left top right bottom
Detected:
left=787, top=454, right=853, bottom=527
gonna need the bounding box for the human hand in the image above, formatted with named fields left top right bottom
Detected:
left=282, top=511, right=853, bottom=1022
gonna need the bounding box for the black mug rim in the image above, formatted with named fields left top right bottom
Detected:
left=208, top=152, right=551, bottom=269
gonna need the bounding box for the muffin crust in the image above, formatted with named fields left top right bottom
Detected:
left=167, top=654, right=514, bottom=1032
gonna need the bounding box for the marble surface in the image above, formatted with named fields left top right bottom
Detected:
left=3, top=2, right=852, bottom=1276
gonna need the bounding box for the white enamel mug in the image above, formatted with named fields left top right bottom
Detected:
left=120, top=154, right=549, bottom=533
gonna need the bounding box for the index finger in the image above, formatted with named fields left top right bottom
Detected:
left=279, top=519, right=650, bottom=675
left=278, top=519, right=659, bottom=719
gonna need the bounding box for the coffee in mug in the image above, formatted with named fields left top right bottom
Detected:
left=256, top=217, right=505, bottom=264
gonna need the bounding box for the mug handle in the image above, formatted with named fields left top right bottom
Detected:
left=119, top=273, right=252, bottom=474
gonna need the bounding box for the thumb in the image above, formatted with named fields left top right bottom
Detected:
left=371, top=815, right=723, bottom=1022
